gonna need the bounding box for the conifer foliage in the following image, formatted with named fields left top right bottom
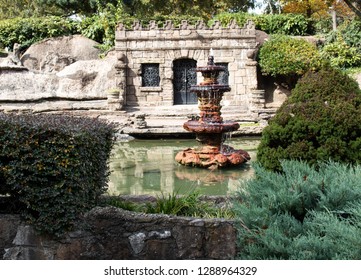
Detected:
left=257, top=65, right=361, bottom=172
left=234, top=160, right=361, bottom=260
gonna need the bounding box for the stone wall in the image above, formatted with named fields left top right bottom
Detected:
left=115, top=19, right=262, bottom=113
left=2, top=207, right=239, bottom=260
left=0, top=214, right=20, bottom=257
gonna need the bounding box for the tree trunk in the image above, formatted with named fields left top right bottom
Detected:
left=343, top=0, right=361, bottom=18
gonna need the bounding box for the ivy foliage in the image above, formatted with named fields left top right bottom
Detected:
left=257, top=65, right=361, bottom=172
left=234, top=160, right=361, bottom=260
left=0, top=113, right=117, bottom=236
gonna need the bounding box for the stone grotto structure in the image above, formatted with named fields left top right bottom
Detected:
left=114, top=19, right=265, bottom=115
left=0, top=20, right=284, bottom=135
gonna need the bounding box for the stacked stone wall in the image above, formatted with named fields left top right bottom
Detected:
left=1, top=207, right=239, bottom=260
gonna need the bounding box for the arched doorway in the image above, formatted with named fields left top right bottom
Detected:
left=173, top=58, right=197, bottom=105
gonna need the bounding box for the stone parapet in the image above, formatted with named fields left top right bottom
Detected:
left=116, top=19, right=256, bottom=43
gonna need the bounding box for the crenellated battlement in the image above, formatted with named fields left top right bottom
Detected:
left=116, top=19, right=256, bottom=41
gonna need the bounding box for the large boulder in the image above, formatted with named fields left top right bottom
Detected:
left=0, top=51, right=117, bottom=109
left=20, top=35, right=100, bottom=73
left=56, top=50, right=118, bottom=99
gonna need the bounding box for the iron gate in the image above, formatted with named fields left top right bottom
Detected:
left=173, top=59, right=197, bottom=105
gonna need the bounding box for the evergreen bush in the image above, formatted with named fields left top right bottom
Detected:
left=234, top=160, right=361, bottom=260
left=257, top=65, right=361, bottom=171
left=0, top=113, right=117, bottom=236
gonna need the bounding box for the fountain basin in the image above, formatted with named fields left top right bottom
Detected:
left=183, top=120, right=240, bottom=134
left=110, top=138, right=259, bottom=196
left=175, top=144, right=250, bottom=169
left=191, top=85, right=231, bottom=92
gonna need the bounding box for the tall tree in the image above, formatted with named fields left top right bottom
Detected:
left=36, top=0, right=119, bottom=15
left=0, top=0, right=54, bottom=19
left=261, top=0, right=282, bottom=14
left=280, top=0, right=355, bottom=19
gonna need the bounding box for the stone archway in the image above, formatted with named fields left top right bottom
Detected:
left=173, top=58, right=197, bottom=105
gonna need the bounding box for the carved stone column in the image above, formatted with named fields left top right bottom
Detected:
left=113, top=52, right=127, bottom=110
left=245, top=48, right=266, bottom=114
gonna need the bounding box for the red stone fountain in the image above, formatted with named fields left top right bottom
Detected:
left=175, top=51, right=250, bottom=169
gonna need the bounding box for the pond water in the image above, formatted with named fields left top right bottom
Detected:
left=108, top=137, right=260, bottom=196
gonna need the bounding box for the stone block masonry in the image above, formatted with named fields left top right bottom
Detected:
left=115, top=19, right=261, bottom=114
left=2, top=207, right=239, bottom=260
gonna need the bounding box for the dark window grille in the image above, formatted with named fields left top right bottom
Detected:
left=142, top=63, right=160, bottom=87
left=216, top=63, right=229, bottom=85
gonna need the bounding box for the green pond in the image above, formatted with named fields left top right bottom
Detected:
left=108, top=137, right=260, bottom=196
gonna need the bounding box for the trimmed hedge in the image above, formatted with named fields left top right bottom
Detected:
left=0, top=113, right=117, bottom=236
left=257, top=65, right=361, bottom=172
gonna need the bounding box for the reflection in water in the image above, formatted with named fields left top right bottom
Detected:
left=108, top=138, right=259, bottom=196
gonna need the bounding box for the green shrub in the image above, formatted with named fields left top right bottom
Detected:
left=0, top=16, right=78, bottom=50
left=321, top=37, right=361, bottom=68
left=326, top=20, right=361, bottom=53
left=209, top=12, right=313, bottom=36
left=341, top=20, right=361, bottom=53
left=321, top=20, right=361, bottom=69
left=208, top=12, right=255, bottom=28
left=145, top=191, right=202, bottom=216
left=258, top=35, right=322, bottom=88
left=144, top=191, right=232, bottom=218
left=106, top=191, right=234, bottom=219
left=257, top=65, right=361, bottom=172
left=256, top=13, right=311, bottom=36
left=0, top=113, right=117, bottom=236
left=310, top=17, right=332, bottom=34
left=234, top=160, right=361, bottom=260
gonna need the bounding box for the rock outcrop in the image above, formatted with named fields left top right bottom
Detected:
left=0, top=36, right=119, bottom=112
left=21, top=35, right=101, bottom=73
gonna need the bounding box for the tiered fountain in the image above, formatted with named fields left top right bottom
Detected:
left=175, top=51, right=250, bottom=169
